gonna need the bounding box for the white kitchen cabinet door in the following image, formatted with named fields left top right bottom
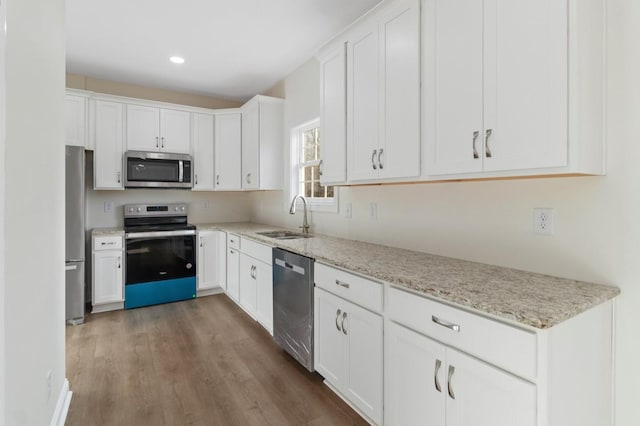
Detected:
left=65, top=94, right=86, bottom=148
left=241, top=99, right=260, bottom=189
left=386, top=321, right=446, bottom=426
left=255, top=261, right=273, bottom=334
left=126, top=104, right=160, bottom=152
left=160, top=108, right=191, bottom=154
left=197, top=231, right=226, bottom=291
left=319, top=43, right=347, bottom=185
left=482, top=0, right=567, bottom=172
left=214, top=113, right=242, bottom=190
left=226, top=246, right=240, bottom=302
left=424, top=0, right=568, bottom=176
left=378, top=0, right=421, bottom=180
left=92, top=250, right=123, bottom=306
left=314, top=288, right=347, bottom=390
left=347, top=21, right=380, bottom=182
left=192, top=113, right=215, bottom=190
left=343, top=297, right=383, bottom=424
left=424, top=0, right=484, bottom=175
left=93, top=100, right=125, bottom=190
left=446, top=347, right=536, bottom=426
left=239, top=253, right=258, bottom=318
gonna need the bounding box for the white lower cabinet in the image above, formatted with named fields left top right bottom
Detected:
left=226, top=244, right=240, bottom=302
left=91, top=235, right=124, bottom=312
left=314, top=287, right=383, bottom=424
left=239, top=253, right=258, bottom=318
left=196, top=230, right=226, bottom=293
left=386, top=321, right=535, bottom=426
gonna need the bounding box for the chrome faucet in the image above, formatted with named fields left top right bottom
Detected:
left=289, top=194, right=310, bottom=235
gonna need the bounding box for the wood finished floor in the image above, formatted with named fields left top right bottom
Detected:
left=66, top=294, right=367, bottom=426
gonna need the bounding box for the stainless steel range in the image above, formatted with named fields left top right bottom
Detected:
left=124, top=203, right=196, bottom=309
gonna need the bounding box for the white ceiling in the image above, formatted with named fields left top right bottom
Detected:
left=66, top=0, right=382, bottom=102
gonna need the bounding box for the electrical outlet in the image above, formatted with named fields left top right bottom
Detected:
left=103, top=201, right=113, bottom=213
left=369, top=202, right=377, bottom=220
left=203, top=200, right=209, bottom=209
left=344, top=202, right=352, bottom=219
left=534, top=208, right=554, bottom=235
left=46, top=370, right=52, bottom=401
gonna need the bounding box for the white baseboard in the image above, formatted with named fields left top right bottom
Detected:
left=50, top=378, right=72, bottom=426
left=196, top=287, right=225, bottom=297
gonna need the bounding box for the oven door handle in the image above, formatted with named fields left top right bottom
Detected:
left=125, top=229, right=196, bottom=239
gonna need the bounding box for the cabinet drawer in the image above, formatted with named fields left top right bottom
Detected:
left=241, top=238, right=272, bottom=264
left=315, top=263, right=383, bottom=313
left=388, top=286, right=537, bottom=379
left=93, top=236, right=122, bottom=251
left=227, top=233, right=240, bottom=249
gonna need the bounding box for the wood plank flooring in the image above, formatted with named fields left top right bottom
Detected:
left=66, top=294, right=367, bottom=426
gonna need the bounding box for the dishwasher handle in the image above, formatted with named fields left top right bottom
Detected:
left=274, top=258, right=306, bottom=276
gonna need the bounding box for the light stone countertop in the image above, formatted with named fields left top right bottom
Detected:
left=91, top=227, right=125, bottom=237
left=197, top=222, right=620, bottom=329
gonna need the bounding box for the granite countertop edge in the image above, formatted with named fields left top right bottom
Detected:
left=198, top=222, right=620, bottom=330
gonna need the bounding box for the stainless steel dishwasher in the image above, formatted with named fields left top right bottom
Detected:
left=273, top=248, right=314, bottom=372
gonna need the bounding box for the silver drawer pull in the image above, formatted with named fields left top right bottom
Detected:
left=377, top=148, right=384, bottom=169
left=432, top=315, right=460, bottom=332
left=335, top=309, right=342, bottom=331
left=335, top=279, right=350, bottom=289
left=447, top=365, right=456, bottom=399
left=371, top=149, right=378, bottom=170
left=434, top=359, right=442, bottom=392
left=341, top=311, right=347, bottom=335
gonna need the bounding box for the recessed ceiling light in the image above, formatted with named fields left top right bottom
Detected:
left=169, top=56, right=185, bottom=64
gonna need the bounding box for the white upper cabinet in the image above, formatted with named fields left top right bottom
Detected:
left=214, top=112, right=242, bottom=190
left=423, top=0, right=605, bottom=179
left=319, top=43, right=347, bottom=185
left=346, top=0, right=421, bottom=183
left=92, top=99, right=125, bottom=190
left=241, top=95, right=284, bottom=190
left=126, top=104, right=191, bottom=154
left=65, top=92, right=87, bottom=148
left=192, top=113, right=215, bottom=190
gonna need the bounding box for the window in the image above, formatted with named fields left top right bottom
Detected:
left=290, top=119, right=336, bottom=211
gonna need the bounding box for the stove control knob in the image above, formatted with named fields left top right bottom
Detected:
left=128, top=207, right=134, bottom=213
left=174, top=206, right=179, bottom=211
left=180, top=206, right=185, bottom=211
left=136, top=207, right=141, bottom=213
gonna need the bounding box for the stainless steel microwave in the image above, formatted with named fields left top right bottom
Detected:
left=124, top=151, right=193, bottom=189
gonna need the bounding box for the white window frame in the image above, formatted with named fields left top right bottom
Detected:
left=289, top=118, right=338, bottom=212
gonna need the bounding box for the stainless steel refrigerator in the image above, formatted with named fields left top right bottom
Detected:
left=65, top=145, right=85, bottom=325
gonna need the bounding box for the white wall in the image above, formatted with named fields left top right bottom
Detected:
left=250, top=0, right=640, bottom=423
left=4, top=0, right=66, bottom=424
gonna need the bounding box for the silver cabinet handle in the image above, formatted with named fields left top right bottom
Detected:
left=432, top=315, right=461, bottom=332
left=371, top=149, right=378, bottom=170
left=378, top=148, right=384, bottom=170
left=246, top=173, right=252, bottom=184
left=117, top=256, right=121, bottom=269
left=155, top=136, right=159, bottom=148
left=319, top=159, right=323, bottom=176
left=229, top=249, right=235, bottom=254
left=199, top=237, right=203, bottom=247
left=335, top=279, right=350, bottom=289
left=117, top=171, right=121, bottom=183
left=161, top=136, right=165, bottom=148
left=250, top=265, right=257, bottom=279
left=472, top=131, right=479, bottom=159
left=484, top=129, right=493, bottom=158
left=195, top=174, right=198, bottom=185
left=335, top=309, right=342, bottom=331
left=341, top=311, right=347, bottom=335
left=101, top=241, right=116, bottom=246
left=434, top=359, right=442, bottom=392
left=216, top=175, right=220, bottom=186
left=447, top=365, right=455, bottom=399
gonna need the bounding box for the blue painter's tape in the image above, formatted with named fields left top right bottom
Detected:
left=125, top=277, right=196, bottom=309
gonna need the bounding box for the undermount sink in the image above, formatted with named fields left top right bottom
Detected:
left=256, top=230, right=312, bottom=240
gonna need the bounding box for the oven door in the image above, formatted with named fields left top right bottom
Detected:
left=124, top=230, right=196, bottom=309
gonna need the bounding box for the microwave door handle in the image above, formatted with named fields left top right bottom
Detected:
left=179, top=160, right=184, bottom=183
